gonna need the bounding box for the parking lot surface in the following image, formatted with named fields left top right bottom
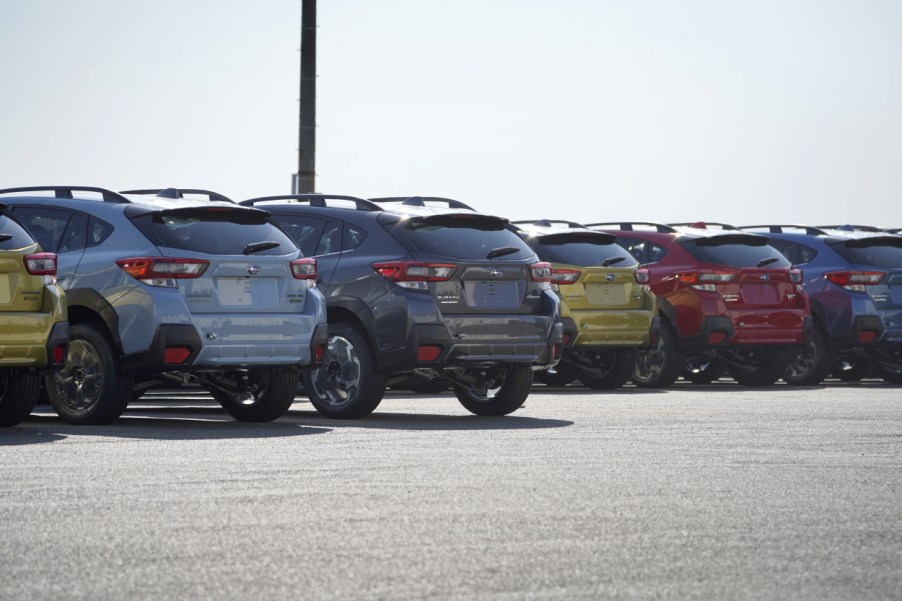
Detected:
left=2, top=381, right=901, bottom=600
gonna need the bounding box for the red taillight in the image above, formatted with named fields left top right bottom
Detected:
left=635, top=268, right=650, bottom=284
left=116, top=257, right=209, bottom=287
left=789, top=269, right=803, bottom=284
left=291, top=258, right=317, bottom=280
left=24, top=252, right=57, bottom=276
left=552, top=343, right=562, bottom=360
left=678, top=271, right=735, bottom=290
left=529, top=262, right=552, bottom=283
left=163, top=347, right=192, bottom=365
left=550, top=268, right=581, bottom=285
left=372, top=261, right=457, bottom=283
left=826, top=271, right=885, bottom=290
left=859, top=330, right=878, bottom=344
left=52, top=344, right=65, bottom=363
left=417, top=345, right=442, bottom=362
left=314, top=343, right=326, bottom=363
left=562, top=333, right=573, bottom=346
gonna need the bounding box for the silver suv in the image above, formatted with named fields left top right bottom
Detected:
left=0, top=186, right=328, bottom=424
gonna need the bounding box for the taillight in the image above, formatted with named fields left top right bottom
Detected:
left=550, top=268, right=581, bottom=285
left=529, top=262, right=552, bottom=283
left=678, top=271, right=735, bottom=291
left=116, top=257, right=209, bottom=287
left=826, top=271, right=885, bottom=292
left=24, top=252, right=57, bottom=276
left=635, top=268, right=650, bottom=284
left=789, top=269, right=803, bottom=284
left=291, top=258, right=317, bottom=286
left=372, top=261, right=456, bottom=290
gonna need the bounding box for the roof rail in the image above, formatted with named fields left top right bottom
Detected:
left=0, top=185, right=130, bottom=204
left=817, top=224, right=886, bottom=233
left=740, top=224, right=829, bottom=235
left=121, top=188, right=234, bottom=203
left=668, top=222, right=740, bottom=231
left=586, top=221, right=677, bottom=233
left=239, top=194, right=381, bottom=211
left=511, top=219, right=587, bottom=229
left=370, top=196, right=476, bottom=211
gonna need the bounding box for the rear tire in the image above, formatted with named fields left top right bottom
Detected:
left=784, top=327, right=834, bottom=386
left=632, top=325, right=683, bottom=388
left=726, top=347, right=789, bottom=387
left=454, top=365, right=532, bottom=416
left=875, top=362, right=902, bottom=384
left=208, top=368, right=298, bottom=422
left=304, top=322, right=387, bottom=419
left=576, top=349, right=637, bottom=390
left=45, top=323, right=134, bottom=425
left=0, top=372, right=41, bottom=427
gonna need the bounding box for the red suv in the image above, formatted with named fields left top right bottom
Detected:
left=589, top=222, right=812, bottom=387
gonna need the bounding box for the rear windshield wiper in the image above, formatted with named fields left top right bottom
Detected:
left=757, top=257, right=780, bottom=267
left=486, top=246, right=520, bottom=259
left=243, top=241, right=281, bottom=255
left=602, top=256, right=626, bottom=267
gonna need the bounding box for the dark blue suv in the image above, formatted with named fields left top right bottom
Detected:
left=741, top=225, right=902, bottom=384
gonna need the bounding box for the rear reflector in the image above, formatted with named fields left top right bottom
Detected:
left=417, top=345, right=442, bottom=362
left=314, top=343, right=326, bottom=363
left=859, top=330, right=878, bottom=344
left=52, top=344, right=66, bottom=363
left=562, top=333, right=573, bottom=346
left=116, top=257, right=209, bottom=287
left=24, top=252, right=58, bottom=276
left=552, top=343, right=562, bottom=360
left=163, top=347, right=192, bottom=365
left=291, top=258, right=317, bottom=280
left=708, top=332, right=729, bottom=345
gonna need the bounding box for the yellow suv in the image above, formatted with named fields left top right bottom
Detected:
left=0, top=204, right=68, bottom=426
left=515, top=220, right=657, bottom=389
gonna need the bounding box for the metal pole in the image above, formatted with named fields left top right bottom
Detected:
left=297, top=0, right=316, bottom=193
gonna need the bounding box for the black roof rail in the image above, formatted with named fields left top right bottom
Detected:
left=817, top=224, right=886, bottom=233
left=370, top=196, right=476, bottom=211
left=586, top=221, right=677, bottom=233
left=121, top=188, right=235, bottom=203
left=0, top=185, right=130, bottom=204
left=511, top=219, right=587, bottom=229
left=239, top=194, right=381, bottom=211
left=668, top=222, right=740, bottom=231
left=740, top=224, right=829, bottom=235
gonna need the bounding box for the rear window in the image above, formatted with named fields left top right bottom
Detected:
left=386, top=215, right=534, bottom=260
left=529, top=234, right=637, bottom=267
left=0, top=214, right=36, bottom=250
left=831, top=238, right=902, bottom=268
left=133, top=209, right=297, bottom=256
left=680, top=235, right=790, bottom=268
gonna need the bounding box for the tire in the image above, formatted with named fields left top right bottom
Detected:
left=576, top=349, right=637, bottom=390
left=632, top=325, right=683, bottom=388
left=303, top=322, right=387, bottom=419
left=45, top=323, right=134, bottom=425
left=832, top=357, right=873, bottom=381
left=725, top=347, right=790, bottom=387
left=784, top=327, right=834, bottom=386
left=682, top=357, right=724, bottom=384
left=208, top=368, right=298, bottom=422
left=453, top=364, right=532, bottom=416
left=0, top=371, right=41, bottom=427
left=875, top=363, right=902, bottom=384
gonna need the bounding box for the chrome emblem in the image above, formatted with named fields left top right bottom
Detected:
left=490, top=268, right=504, bottom=279
left=760, top=274, right=770, bottom=281
left=247, top=264, right=262, bottom=275
left=606, top=274, right=616, bottom=282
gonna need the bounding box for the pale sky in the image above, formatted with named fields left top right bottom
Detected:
left=2, top=0, right=901, bottom=227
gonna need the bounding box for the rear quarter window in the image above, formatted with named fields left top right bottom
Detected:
left=0, top=214, right=36, bottom=250
left=681, top=236, right=790, bottom=268
left=387, top=216, right=534, bottom=260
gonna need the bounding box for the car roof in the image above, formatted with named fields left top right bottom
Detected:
left=741, top=224, right=902, bottom=242
left=241, top=194, right=506, bottom=222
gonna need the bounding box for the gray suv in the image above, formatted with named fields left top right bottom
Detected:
left=240, top=194, right=564, bottom=419
left=0, top=186, right=328, bottom=424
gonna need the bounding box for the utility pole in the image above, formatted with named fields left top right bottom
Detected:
left=296, top=0, right=316, bottom=193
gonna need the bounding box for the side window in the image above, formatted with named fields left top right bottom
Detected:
left=796, top=243, right=819, bottom=265
left=272, top=214, right=328, bottom=256
left=648, top=243, right=669, bottom=264
left=615, top=237, right=646, bottom=264
left=58, top=213, right=88, bottom=253
left=766, top=238, right=795, bottom=264
left=10, top=207, right=73, bottom=252
left=342, top=222, right=368, bottom=252
left=315, top=220, right=342, bottom=255
left=87, top=217, right=114, bottom=247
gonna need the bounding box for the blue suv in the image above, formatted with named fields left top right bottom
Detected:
left=741, top=225, right=902, bottom=384
left=0, top=186, right=328, bottom=424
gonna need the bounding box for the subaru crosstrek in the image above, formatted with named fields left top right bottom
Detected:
left=239, top=194, right=563, bottom=418
left=589, top=222, right=811, bottom=387
left=513, top=220, right=657, bottom=389
left=742, top=224, right=902, bottom=384
left=0, top=204, right=68, bottom=426
left=0, top=186, right=327, bottom=424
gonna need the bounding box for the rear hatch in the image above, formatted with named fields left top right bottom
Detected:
left=128, top=206, right=308, bottom=314
left=0, top=212, right=44, bottom=312
left=828, top=236, right=902, bottom=334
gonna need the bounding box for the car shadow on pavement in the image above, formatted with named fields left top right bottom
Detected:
left=282, top=409, right=573, bottom=431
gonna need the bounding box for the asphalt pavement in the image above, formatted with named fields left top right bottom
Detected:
left=1, top=380, right=901, bottom=601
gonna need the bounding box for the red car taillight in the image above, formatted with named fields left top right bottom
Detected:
left=372, top=261, right=457, bottom=290
left=24, top=252, right=57, bottom=276
left=635, top=268, right=650, bottom=284
left=789, top=269, right=803, bottom=284
left=550, top=268, right=581, bottom=285
left=825, top=271, right=885, bottom=292
left=529, top=262, right=552, bottom=283
left=116, top=257, right=209, bottom=287
left=291, top=258, right=317, bottom=286
left=678, top=271, right=735, bottom=291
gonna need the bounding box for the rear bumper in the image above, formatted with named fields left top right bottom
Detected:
left=562, top=310, right=654, bottom=348
left=678, top=313, right=810, bottom=352
left=827, top=314, right=885, bottom=351
left=0, top=284, right=68, bottom=370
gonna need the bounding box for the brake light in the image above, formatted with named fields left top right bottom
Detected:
left=116, top=257, right=209, bottom=287
left=550, top=268, right=581, bottom=285
left=826, top=271, right=885, bottom=292
left=372, top=261, right=456, bottom=290
left=678, top=271, right=735, bottom=291
left=291, top=258, right=317, bottom=285
left=530, top=262, right=552, bottom=283
left=24, top=252, right=57, bottom=276
left=789, top=269, right=803, bottom=284
left=635, top=268, right=650, bottom=284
